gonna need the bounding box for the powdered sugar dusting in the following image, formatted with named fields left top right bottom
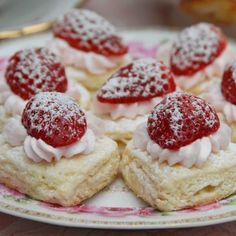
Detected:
left=171, top=23, right=226, bottom=76
left=53, top=9, right=127, bottom=56
left=5, top=47, right=67, bottom=100
left=97, top=58, right=176, bottom=103
left=22, top=92, right=87, bottom=147
left=147, top=92, right=220, bottom=149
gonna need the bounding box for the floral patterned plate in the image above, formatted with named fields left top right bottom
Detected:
left=1, top=29, right=236, bottom=229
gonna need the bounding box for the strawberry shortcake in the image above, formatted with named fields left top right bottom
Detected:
left=121, top=92, right=236, bottom=211
left=157, top=23, right=234, bottom=95
left=89, top=58, right=176, bottom=143
left=0, top=47, right=90, bottom=130
left=0, top=92, right=120, bottom=206
left=50, top=9, right=129, bottom=91
left=202, top=60, right=236, bottom=142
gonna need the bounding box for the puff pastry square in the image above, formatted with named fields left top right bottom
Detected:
left=0, top=136, right=120, bottom=206
left=121, top=141, right=236, bottom=211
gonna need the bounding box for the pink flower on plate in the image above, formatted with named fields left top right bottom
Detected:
left=128, top=41, right=160, bottom=59
left=0, top=56, right=9, bottom=71
left=40, top=202, right=154, bottom=217
left=0, top=183, right=25, bottom=198
left=180, top=201, right=224, bottom=213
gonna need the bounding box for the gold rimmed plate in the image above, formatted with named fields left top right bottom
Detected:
left=0, top=0, right=86, bottom=39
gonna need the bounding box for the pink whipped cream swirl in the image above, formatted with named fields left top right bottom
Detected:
left=133, top=122, right=231, bottom=168
left=49, top=38, right=124, bottom=74
left=3, top=117, right=95, bottom=162
left=202, top=82, right=236, bottom=123
left=93, top=96, right=163, bottom=120
left=0, top=78, right=89, bottom=116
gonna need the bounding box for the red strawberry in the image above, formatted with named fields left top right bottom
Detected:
left=22, top=92, right=87, bottom=148
left=170, top=23, right=227, bottom=76
left=221, top=61, right=236, bottom=105
left=96, top=59, right=176, bottom=104
left=53, top=9, right=127, bottom=57
left=5, top=48, right=68, bottom=100
left=147, top=92, right=220, bottom=150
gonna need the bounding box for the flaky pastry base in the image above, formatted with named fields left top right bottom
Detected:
left=121, top=141, right=236, bottom=211
left=0, top=136, right=120, bottom=206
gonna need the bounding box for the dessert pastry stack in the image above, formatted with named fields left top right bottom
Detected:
left=202, top=60, right=236, bottom=142
left=0, top=92, right=120, bottom=205
left=1, top=8, right=236, bottom=212
left=157, top=22, right=235, bottom=94
left=50, top=9, right=129, bottom=91
left=90, top=58, right=176, bottom=143
left=121, top=92, right=235, bottom=211
left=0, top=47, right=90, bottom=130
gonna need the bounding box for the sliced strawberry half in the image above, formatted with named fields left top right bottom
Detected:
left=22, top=92, right=87, bottom=148
left=221, top=61, right=236, bottom=105
left=53, top=9, right=128, bottom=57
left=170, top=23, right=227, bottom=76
left=96, top=59, right=176, bottom=104
left=147, top=92, right=220, bottom=150
left=5, top=47, right=68, bottom=100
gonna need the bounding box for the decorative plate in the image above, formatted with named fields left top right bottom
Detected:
left=0, top=29, right=236, bottom=229
left=0, top=0, right=85, bottom=39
